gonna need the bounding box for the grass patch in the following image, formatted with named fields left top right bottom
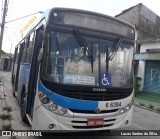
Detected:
left=1, top=124, right=12, bottom=130
left=156, top=108, right=160, bottom=112
left=149, top=104, right=154, bottom=110
left=3, top=106, right=12, bottom=112
left=139, top=103, right=145, bottom=106
left=11, top=137, right=18, bottom=139
left=0, top=114, right=13, bottom=120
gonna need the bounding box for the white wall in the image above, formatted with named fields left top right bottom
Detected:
left=140, top=42, right=160, bottom=52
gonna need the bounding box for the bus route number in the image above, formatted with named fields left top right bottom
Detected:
left=106, top=102, right=121, bottom=108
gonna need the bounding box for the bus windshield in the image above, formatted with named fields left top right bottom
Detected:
left=41, top=31, right=134, bottom=88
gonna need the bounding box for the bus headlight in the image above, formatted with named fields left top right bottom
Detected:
left=41, top=97, right=50, bottom=104
left=117, top=100, right=134, bottom=115
left=59, top=108, right=67, bottom=116
left=39, top=92, right=67, bottom=116
left=125, top=105, right=130, bottom=110
left=48, top=103, right=58, bottom=111
left=120, top=108, right=125, bottom=114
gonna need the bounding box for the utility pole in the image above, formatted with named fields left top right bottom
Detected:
left=0, top=0, right=8, bottom=58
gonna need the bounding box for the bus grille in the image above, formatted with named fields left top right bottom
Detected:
left=69, top=109, right=118, bottom=114
left=56, top=91, right=129, bottom=101
left=72, top=124, right=113, bottom=129
left=72, top=119, right=116, bottom=124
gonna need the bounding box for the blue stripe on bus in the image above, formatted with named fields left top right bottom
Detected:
left=50, top=93, right=98, bottom=110
left=38, top=80, right=53, bottom=96
left=38, top=80, right=98, bottom=111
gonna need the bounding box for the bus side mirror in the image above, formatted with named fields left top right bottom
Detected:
left=37, top=48, right=43, bottom=62
left=36, top=31, right=43, bottom=47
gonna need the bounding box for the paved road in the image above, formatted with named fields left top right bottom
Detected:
left=0, top=71, right=160, bottom=139
left=123, top=106, right=160, bottom=130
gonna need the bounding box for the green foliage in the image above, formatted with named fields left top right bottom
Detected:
left=156, top=108, right=160, bottom=112
left=149, top=104, right=154, bottom=110
left=11, top=137, right=18, bottom=139
left=139, top=103, right=145, bottom=106
left=0, top=114, right=13, bottom=120
left=1, top=124, right=12, bottom=130
left=134, top=76, right=142, bottom=96
left=3, top=106, right=12, bottom=112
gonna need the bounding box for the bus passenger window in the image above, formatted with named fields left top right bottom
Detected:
left=24, top=47, right=33, bottom=64
left=29, top=32, right=35, bottom=47
left=21, top=50, right=26, bottom=63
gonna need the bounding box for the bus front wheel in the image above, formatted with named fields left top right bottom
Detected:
left=20, top=92, right=29, bottom=124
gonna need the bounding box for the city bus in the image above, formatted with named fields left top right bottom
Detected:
left=12, top=8, right=135, bottom=131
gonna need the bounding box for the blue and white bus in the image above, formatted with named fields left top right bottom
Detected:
left=12, top=8, right=135, bottom=131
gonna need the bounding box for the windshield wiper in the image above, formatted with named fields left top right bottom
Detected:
left=108, top=38, right=123, bottom=61
left=73, top=29, right=92, bottom=55
left=73, top=29, right=93, bottom=73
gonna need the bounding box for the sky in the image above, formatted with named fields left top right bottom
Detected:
left=1, top=0, right=160, bottom=53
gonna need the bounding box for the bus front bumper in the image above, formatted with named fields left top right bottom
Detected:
left=32, top=105, right=133, bottom=132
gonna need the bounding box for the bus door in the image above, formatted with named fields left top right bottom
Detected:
left=26, top=29, right=43, bottom=117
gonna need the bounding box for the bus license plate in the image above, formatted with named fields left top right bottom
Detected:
left=87, top=119, right=104, bottom=126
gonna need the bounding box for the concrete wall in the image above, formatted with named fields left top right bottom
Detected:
left=138, top=16, right=160, bottom=40
left=116, top=3, right=160, bottom=42
left=115, top=5, right=140, bottom=28
left=0, top=58, right=13, bottom=71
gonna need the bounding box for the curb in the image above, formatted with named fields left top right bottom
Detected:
left=134, top=103, right=160, bottom=114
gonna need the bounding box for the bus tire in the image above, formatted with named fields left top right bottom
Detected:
left=12, top=85, right=16, bottom=97
left=12, top=77, right=16, bottom=97
left=13, top=91, right=16, bottom=97
left=20, top=92, right=29, bottom=124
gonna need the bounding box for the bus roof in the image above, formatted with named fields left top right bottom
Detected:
left=20, top=7, right=135, bottom=44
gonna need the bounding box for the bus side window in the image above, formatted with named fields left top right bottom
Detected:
left=29, top=32, right=35, bottom=47
left=24, top=47, right=33, bottom=64
left=13, top=48, right=17, bottom=63
left=21, top=41, right=27, bottom=64
left=15, top=47, right=19, bottom=64
left=24, top=32, right=35, bottom=64
left=15, top=42, right=25, bottom=64
left=21, top=49, right=26, bottom=64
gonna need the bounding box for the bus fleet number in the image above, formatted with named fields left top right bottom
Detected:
left=106, top=102, right=121, bottom=108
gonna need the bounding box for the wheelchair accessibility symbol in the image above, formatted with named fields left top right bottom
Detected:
left=100, top=73, right=111, bottom=86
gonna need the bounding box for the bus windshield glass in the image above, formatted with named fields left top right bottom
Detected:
left=41, top=31, right=134, bottom=88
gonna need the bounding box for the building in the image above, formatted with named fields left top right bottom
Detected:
left=116, top=3, right=160, bottom=42
left=0, top=50, right=13, bottom=71
left=116, top=3, right=160, bottom=94
left=134, top=40, right=160, bottom=94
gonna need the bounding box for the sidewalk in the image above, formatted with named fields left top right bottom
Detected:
left=0, top=71, right=12, bottom=139
left=134, top=92, right=160, bottom=113
left=0, top=71, right=33, bottom=139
